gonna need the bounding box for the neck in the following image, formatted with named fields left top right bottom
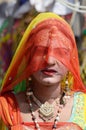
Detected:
left=30, top=79, right=62, bottom=104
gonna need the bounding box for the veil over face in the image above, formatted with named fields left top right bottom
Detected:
left=1, top=12, right=86, bottom=93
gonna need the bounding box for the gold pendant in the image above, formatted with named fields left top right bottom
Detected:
left=39, top=102, right=54, bottom=121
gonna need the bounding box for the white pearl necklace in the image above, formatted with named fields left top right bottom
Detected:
left=26, top=90, right=70, bottom=130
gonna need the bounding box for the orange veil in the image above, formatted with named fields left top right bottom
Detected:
left=0, top=12, right=85, bottom=130
left=1, top=12, right=86, bottom=94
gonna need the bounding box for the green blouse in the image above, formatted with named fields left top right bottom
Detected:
left=69, top=92, right=86, bottom=129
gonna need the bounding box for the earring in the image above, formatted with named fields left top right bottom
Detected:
left=61, top=72, right=74, bottom=96
left=26, top=77, right=32, bottom=87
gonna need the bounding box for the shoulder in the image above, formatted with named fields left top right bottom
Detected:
left=71, top=92, right=86, bottom=129
left=74, top=92, right=86, bottom=106
left=74, top=91, right=86, bottom=97
left=15, top=91, right=31, bottom=113
left=0, top=92, right=24, bottom=126
left=0, top=92, right=18, bottom=109
left=0, top=92, right=18, bottom=126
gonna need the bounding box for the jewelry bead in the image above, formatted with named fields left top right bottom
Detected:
left=36, top=123, right=40, bottom=128
left=57, top=113, right=60, bottom=116
left=29, top=103, right=32, bottom=107
left=26, top=91, right=33, bottom=96
left=32, top=116, right=36, bottom=121
left=34, top=120, right=38, bottom=123
left=65, top=80, right=68, bottom=84
left=55, top=116, right=60, bottom=121
left=26, top=89, right=70, bottom=130
left=55, top=120, right=58, bottom=124
left=59, top=104, right=63, bottom=108
left=32, top=111, right=35, bottom=115
left=52, top=124, right=57, bottom=129
left=54, top=120, right=58, bottom=124
left=38, top=128, right=41, bottom=130
left=58, top=109, right=62, bottom=113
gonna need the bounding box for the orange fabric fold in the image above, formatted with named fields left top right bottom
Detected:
left=0, top=12, right=86, bottom=130
left=23, top=121, right=82, bottom=130
left=1, top=12, right=86, bottom=93
left=0, top=92, right=83, bottom=130
left=0, top=92, right=23, bottom=130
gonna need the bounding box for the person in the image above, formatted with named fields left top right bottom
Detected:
left=0, top=12, right=86, bottom=130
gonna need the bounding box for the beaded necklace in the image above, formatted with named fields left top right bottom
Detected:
left=26, top=89, right=70, bottom=130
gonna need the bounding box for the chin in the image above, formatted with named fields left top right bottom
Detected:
left=40, top=78, right=59, bottom=86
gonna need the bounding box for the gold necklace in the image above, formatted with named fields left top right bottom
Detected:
left=26, top=89, right=70, bottom=122
left=39, top=101, right=54, bottom=121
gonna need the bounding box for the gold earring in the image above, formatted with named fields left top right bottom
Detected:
left=61, top=72, right=74, bottom=95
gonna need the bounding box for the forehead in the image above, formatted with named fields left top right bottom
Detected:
left=33, top=26, right=72, bottom=50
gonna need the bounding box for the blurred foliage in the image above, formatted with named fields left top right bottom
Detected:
left=79, top=35, right=86, bottom=86
left=0, top=9, right=86, bottom=89
left=0, top=9, right=38, bottom=90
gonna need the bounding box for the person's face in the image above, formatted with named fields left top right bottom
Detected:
left=32, top=56, right=68, bottom=86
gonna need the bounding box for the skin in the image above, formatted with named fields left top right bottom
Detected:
left=31, top=56, right=68, bottom=103
left=32, top=57, right=68, bottom=86
left=15, top=56, right=74, bottom=126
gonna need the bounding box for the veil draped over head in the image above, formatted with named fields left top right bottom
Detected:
left=1, top=12, right=86, bottom=94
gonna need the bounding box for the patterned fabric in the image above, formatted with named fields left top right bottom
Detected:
left=0, top=92, right=23, bottom=130
left=69, top=92, right=86, bottom=129
left=0, top=12, right=86, bottom=130
left=1, top=12, right=86, bottom=93
left=0, top=92, right=86, bottom=130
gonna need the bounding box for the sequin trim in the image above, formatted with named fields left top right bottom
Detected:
left=69, top=92, right=86, bottom=129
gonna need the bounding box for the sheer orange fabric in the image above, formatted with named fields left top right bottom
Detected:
left=0, top=93, right=23, bottom=130
left=0, top=12, right=86, bottom=129
left=1, top=12, right=86, bottom=93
